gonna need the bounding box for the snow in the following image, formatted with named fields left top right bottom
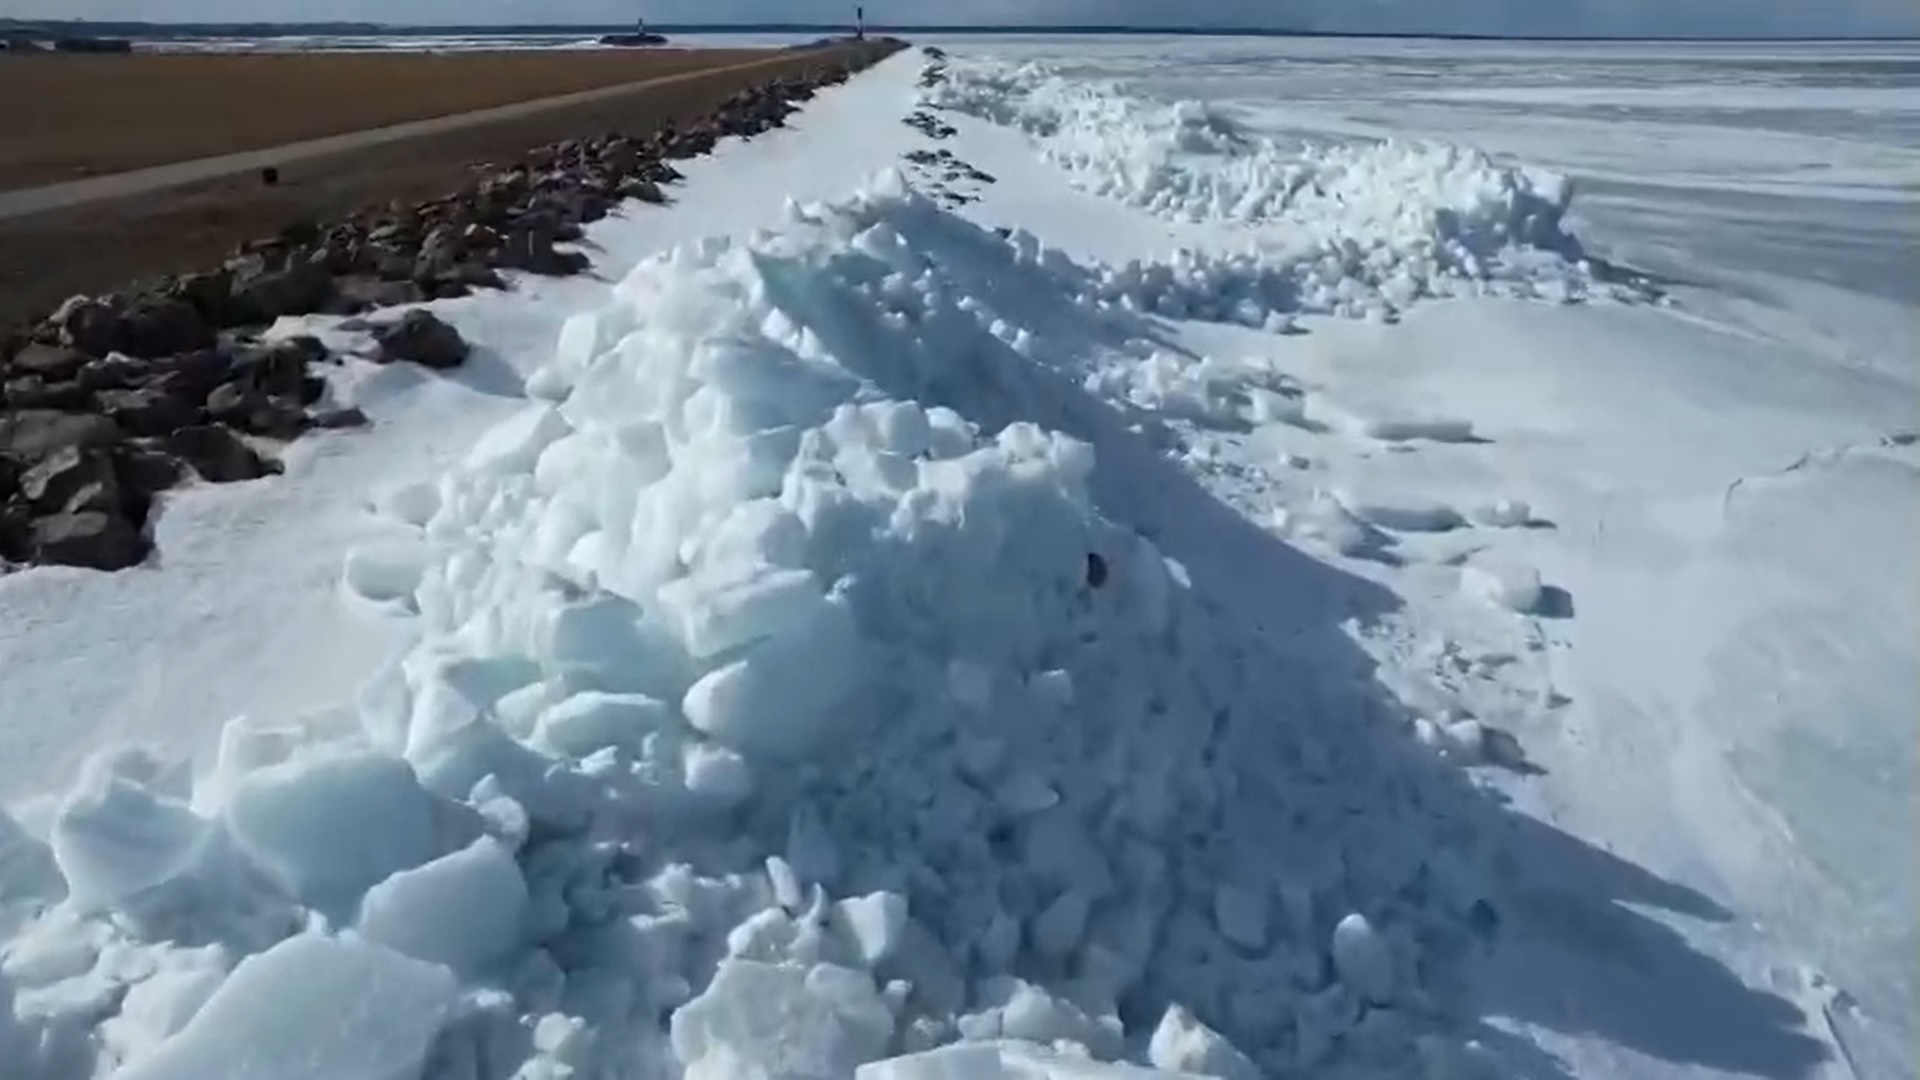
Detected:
left=2, top=35, right=1915, bottom=1080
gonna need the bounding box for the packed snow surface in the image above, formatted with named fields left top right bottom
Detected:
left=3, top=36, right=1916, bottom=1080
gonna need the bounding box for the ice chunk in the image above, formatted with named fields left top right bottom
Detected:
left=681, top=593, right=868, bottom=758
left=1212, top=883, right=1269, bottom=951
left=51, top=755, right=207, bottom=911
left=657, top=566, right=829, bottom=661
left=1148, top=1005, right=1262, bottom=1080
left=833, top=892, right=910, bottom=968
left=356, top=838, right=528, bottom=974
left=669, top=960, right=894, bottom=1080
left=1459, top=561, right=1545, bottom=614
left=532, top=691, right=674, bottom=759
left=116, top=935, right=458, bottom=1080
left=223, top=751, right=438, bottom=908
left=464, top=403, right=572, bottom=476
left=1030, top=890, right=1091, bottom=960
left=371, top=479, right=440, bottom=528
left=861, top=1042, right=1205, bottom=1078
left=100, top=947, right=230, bottom=1064
left=1340, top=492, right=1465, bottom=533
left=0, top=808, right=64, bottom=934
left=341, top=541, right=426, bottom=607
left=1331, top=913, right=1395, bottom=1003
left=683, top=741, right=755, bottom=805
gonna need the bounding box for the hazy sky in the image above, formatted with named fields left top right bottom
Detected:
left=5, top=0, right=1917, bottom=37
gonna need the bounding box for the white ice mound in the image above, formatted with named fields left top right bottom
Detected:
left=6, top=181, right=1501, bottom=1080
left=116, top=934, right=458, bottom=1080
left=927, top=58, right=1637, bottom=316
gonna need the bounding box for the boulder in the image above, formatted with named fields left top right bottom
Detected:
left=228, top=257, right=334, bottom=323
left=145, top=348, right=237, bottom=403
left=167, top=425, right=278, bottom=483
left=76, top=354, right=149, bottom=393
left=4, top=376, right=90, bottom=411
left=31, top=509, right=144, bottom=570
left=374, top=312, right=468, bottom=369
left=20, top=446, right=122, bottom=515
left=121, top=297, right=216, bottom=358
left=170, top=269, right=238, bottom=325
left=618, top=178, right=666, bottom=204
left=94, top=385, right=199, bottom=437
left=7, top=342, right=87, bottom=382
left=496, top=228, right=587, bottom=276
left=0, top=410, right=125, bottom=461
left=330, top=276, right=426, bottom=314
left=54, top=297, right=128, bottom=357
left=114, top=442, right=187, bottom=513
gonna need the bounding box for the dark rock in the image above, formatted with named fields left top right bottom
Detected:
left=0, top=410, right=124, bottom=461
left=121, top=297, right=216, bottom=358
left=228, top=257, right=334, bottom=323
left=167, top=425, right=277, bottom=483
left=94, top=386, right=199, bottom=437
left=374, top=250, right=419, bottom=282
left=7, top=342, right=86, bottom=382
left=53, top=297, right=127, bottom=357
left=4, top=376, right=90, bottom=411
left=618, top=178, right=666, bottom=204
left=31, top=510, right=144, bottom=571
left=374, top=311, right=469, bottom=369
left=145, top=348, right=236, bottom=402
left=169, top=269, right=239, bottom=326
left=20, top=446, right=122, bottom=516
left=231, top=339, right=319, bottom=399
left=205, top=380, right=260, bottom=422
left=496, top=228, right=588, bottom=276
left=310, top=406, right=370, bottom=430
left=113, top=443, right=186, bottom=512
left=329, top=276, right=427, bottom=313
left=206, top=380, right=308, bottom=437
left=76, top=355, right=149, bottom=393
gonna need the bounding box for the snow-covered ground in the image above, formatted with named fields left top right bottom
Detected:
left=1, top=36, right=1914, bottom=1080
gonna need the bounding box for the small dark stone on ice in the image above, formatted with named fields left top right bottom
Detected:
left=1086, top=552, right=1109, bottom=589
left=374, top=311, right=469, bottom=369
left=310, top=406, right=370, bottom=430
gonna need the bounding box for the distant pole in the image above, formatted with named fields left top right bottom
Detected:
left=855, top=4, right=866, bottom=39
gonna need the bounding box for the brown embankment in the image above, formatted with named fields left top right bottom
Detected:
left=0, top=49, right=770, bottom=188
left=0, top=41, right=895, bottom=328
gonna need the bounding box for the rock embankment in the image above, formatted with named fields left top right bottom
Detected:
left=0, top=40, right=905, bottom=572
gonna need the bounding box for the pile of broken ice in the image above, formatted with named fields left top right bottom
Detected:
left=0, top=179, right=1500, bottom=1080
